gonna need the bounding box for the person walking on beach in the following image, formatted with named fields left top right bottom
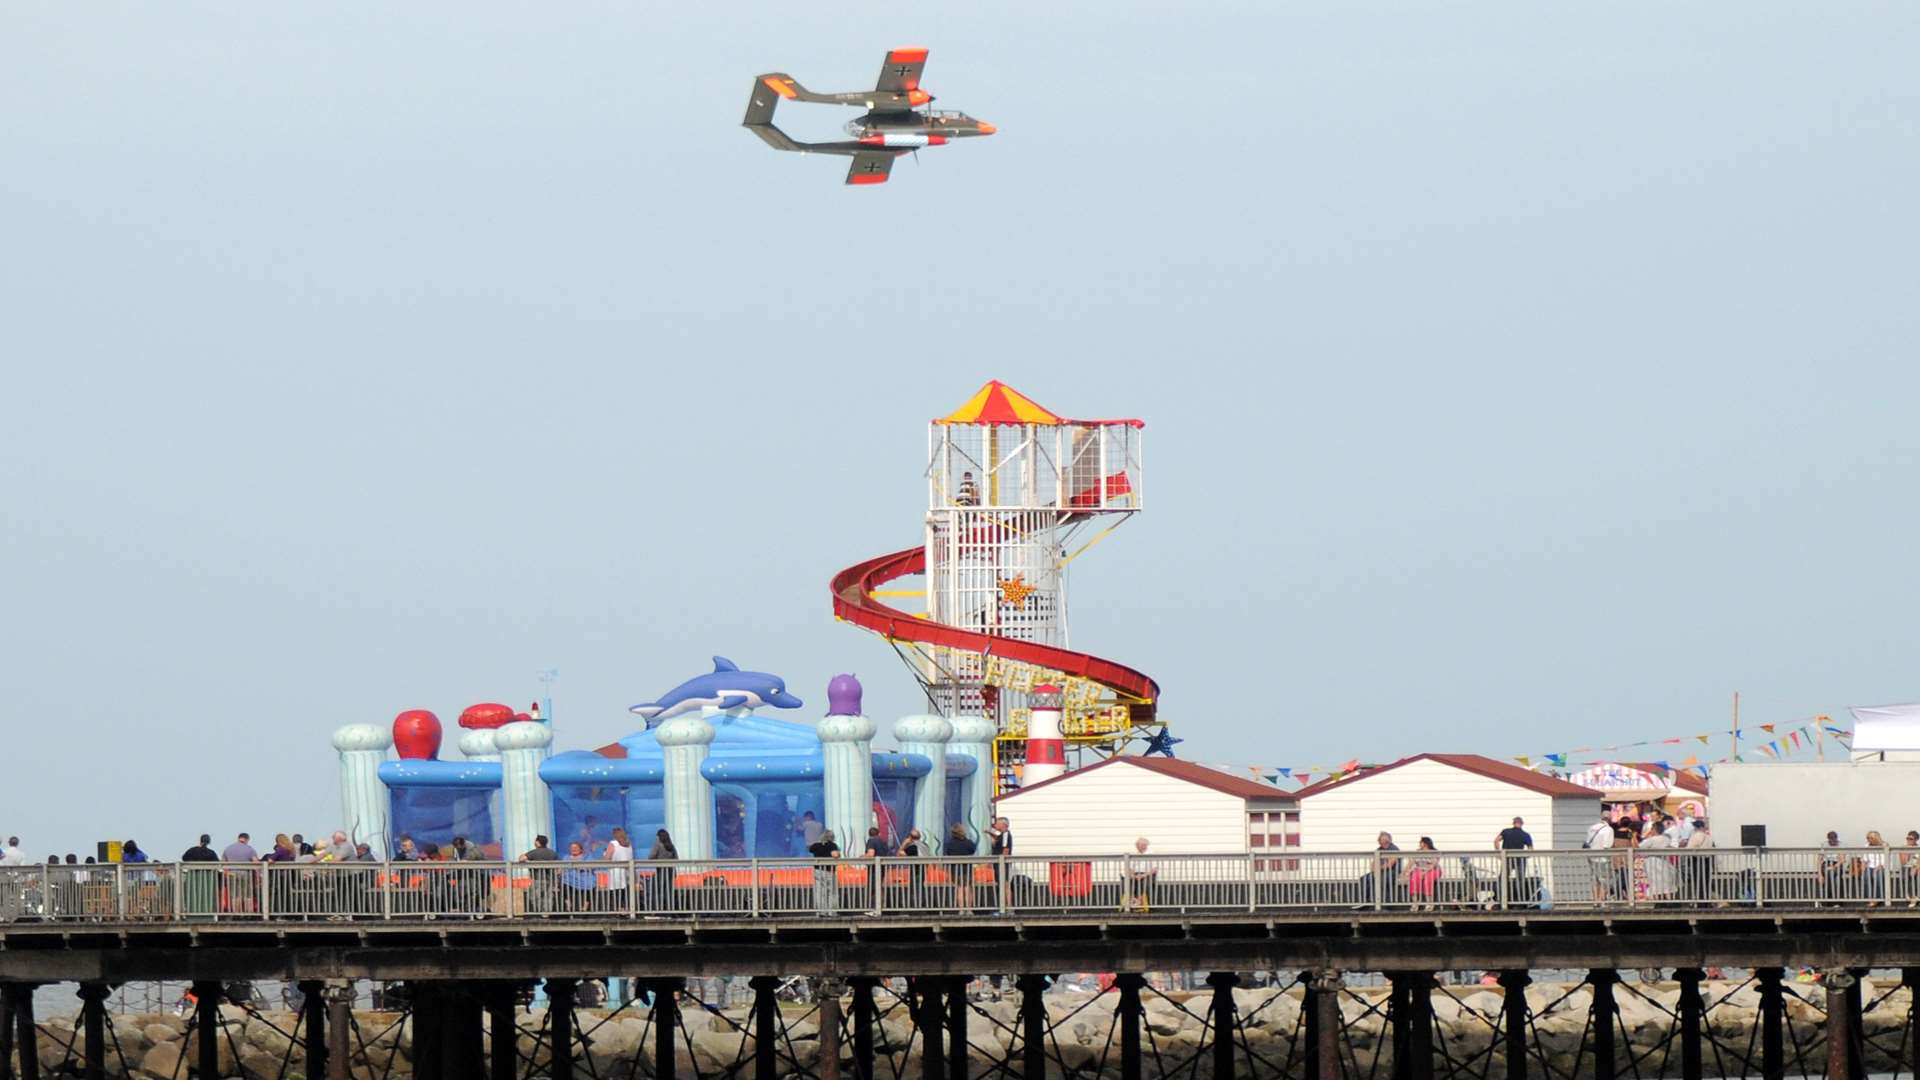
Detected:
left=1495, top=817, right=1534, bottom=906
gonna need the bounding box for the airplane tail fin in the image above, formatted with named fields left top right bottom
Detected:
left=744, top=75, right=815, bottom=152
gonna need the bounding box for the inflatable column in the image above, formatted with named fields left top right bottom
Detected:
left=946, top=714, right=997, bottom=844
left=657, top=712, right=717, bottom=860
left=894, top=714, right=953, bottom=854
left=495, top=721, right=554, bottom=862
left=458, top=729, right=500, bottom=762
left=819, top=674, right=877, bottom=846
left=332, top=724, right=392, bottom=858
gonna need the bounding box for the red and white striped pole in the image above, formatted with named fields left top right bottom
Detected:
left=1025, top=684, right=1067, bottom=785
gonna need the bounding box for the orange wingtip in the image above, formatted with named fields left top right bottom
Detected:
left=889, top=47, right=929, bottom=62
left=849, top=173, right=889, bottom=185
left=761, top=76, right=798, bottom=99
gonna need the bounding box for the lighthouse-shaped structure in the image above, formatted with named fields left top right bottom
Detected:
left=831, top=380, right=1157, bottom=794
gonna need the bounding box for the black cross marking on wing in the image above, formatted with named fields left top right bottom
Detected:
left=893, top=64, right=913, bottom=77
left=863, top=160, right=886, bottom=174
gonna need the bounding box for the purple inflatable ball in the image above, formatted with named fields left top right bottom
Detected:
left=826, top=673, right=863, bottom=716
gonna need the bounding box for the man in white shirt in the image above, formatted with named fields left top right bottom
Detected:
left=0, top=837, right=28, bottom=866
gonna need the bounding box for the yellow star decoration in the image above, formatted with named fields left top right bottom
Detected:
left=997, top=573, right=1037, bottom=608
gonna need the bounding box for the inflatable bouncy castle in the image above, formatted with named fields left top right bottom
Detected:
left=334, top=663, right=996, bottom=860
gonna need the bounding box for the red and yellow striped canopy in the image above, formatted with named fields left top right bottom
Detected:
left=937, top=381, right=1064, bottom=425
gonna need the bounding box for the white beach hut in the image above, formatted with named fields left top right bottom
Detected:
left=1292, top=753, right=1602, bottom=852
left=993, top=755, right=1299, bottom=857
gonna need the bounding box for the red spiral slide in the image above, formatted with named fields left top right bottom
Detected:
left=830, top=545, right=1159, bottom=723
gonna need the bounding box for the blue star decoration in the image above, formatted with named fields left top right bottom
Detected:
left=1142, top=727, right=1183, bottom=757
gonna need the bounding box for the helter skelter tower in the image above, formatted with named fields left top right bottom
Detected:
left=832, top=380, right=1159, bottom=792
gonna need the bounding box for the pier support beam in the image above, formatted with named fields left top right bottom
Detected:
left=1397, top=972, right=1443, bottom=1076
left=193, top=980, right=223, bottom=1080
left=919, top=979, right=946, bottom=1080
left=1308, top=971, right=1343, bottom=1080
left=1844, top=969, right=1865, bottom=1080
left=77, top=982, right=108, bottom=1080
left=445, top=983, right=485, bottom=1080
left=1208, top=972, right=1239, bottom=1080
left=1757, top=967, right=1785, bottom=1080
left=1905, top=970, right=1920, bottom=1080
left=297, top=980, right=325, bottom=1079
left=0, top=983, right=17, bottom=1080
left=751, top=976, right=780, bottom=1080
left=948, top=976, right=969, bottom=1080
left=1588, top=969, right=1618, bottom=1080
left=8, top=982, right=40, bottom=1080
left=1116, top=974, right=1146, bottom=1080
left=816, top=979, right=843, bottom=1080
left=546, top=978, right=576, bottom=1080
left=410, top=983, right=443, bottom=1080
left=1499, top=971, right=1530, bottom=1080
left=650, top=979, right=681, bottom=1080
left=325, top=981, right=354, bottom=1080
left=1825, top=971, right=1857, bottom=1080
left=1675, top=968, right=1704, bottom=1080
left=851, top=977, right=877, bottom=1080
left=1017, top=975, right=1047, bottom=1080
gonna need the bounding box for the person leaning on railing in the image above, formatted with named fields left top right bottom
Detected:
left=646, top=829, right=677, bottom=913
left=946, top=824, right=978, bottom=913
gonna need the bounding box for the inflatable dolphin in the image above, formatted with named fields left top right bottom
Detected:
left=629, top=656, right=803, bottom=726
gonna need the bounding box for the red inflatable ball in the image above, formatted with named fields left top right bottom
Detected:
left=458, top=702, right=517, bottom=730
left=392, top=709, right=443, bottom=760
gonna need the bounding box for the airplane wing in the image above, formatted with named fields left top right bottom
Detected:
left=846, top=151, right=898, bottom=186
left=875, top=47, right=928, bottom=94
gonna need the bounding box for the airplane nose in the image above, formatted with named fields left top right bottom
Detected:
left=976, top=121, right=997, bottom=135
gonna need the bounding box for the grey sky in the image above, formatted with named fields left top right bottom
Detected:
left=3, top=3, right=1916, bottom=856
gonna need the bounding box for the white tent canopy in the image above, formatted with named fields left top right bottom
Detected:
left=1848, top=703, right=1920, bottom=753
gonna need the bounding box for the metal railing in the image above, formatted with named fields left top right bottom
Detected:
left=2, top=848, right=1915, bottom=923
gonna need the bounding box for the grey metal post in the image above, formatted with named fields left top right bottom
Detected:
left=1825, top=971, right=1857, bottom=1080
left=298, top=979, right=325, bottom=1078
left=816, top=979, right=843, bottom=1080
left=1499, top=971, right=1530, bottom=1080
left=1208, top=972, right=1238, bottom=1080
left=1017, top=974, right=1046, bottom=1080
left=1676, top=968, right=1704, bottom=1080
left=546, top=978, right=576, bottom=1080
left=77, top=982, right=108, bottom=1080
left=1588, top=970, right=1617, bottom=1080
left=651, top=979, right=681, bottom=1080
left=1116, top=974, right=1145, bottom=1080
left=1312, top=972, right=1343, bottom=1080
left=751, top=975, right=780, bottom=1080
left=1845, top=969, right=1865, bottom=1080
left=851, top=976, right=878, bottom=1080
left=1757, top=967, right=1785, bottom=1080
left=326, top=981, right=354, bottom=1080
left=948, top=976, right=968, bottom=1080
left=920, top=979, right=946, bottom=1080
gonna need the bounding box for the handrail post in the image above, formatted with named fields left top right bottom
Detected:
left=750, top=858, right=761, bottom=918
left=381, top=862, right=392, bottom=920
left=1752, top=847, right=1764, bottom=910
left=1497, top=854, right=1508, bottom=911
left=1247, top=851, right=1257, bottom=913
left=39, top=864, right=52, bottom=920
left=114, top=864, right=126, bottom=921
left=262, top=863, right=273, bottom=921
left=628, top=858, right=639, bottom=920
left=1626, top=850, right=1638, bottom=909
left=1122, top=853, right=1134, bottom=912
left=1373, top=851, right=1383, bottom=912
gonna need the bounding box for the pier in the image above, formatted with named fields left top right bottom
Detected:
left=4, top=851, right=1920, bottom=1079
